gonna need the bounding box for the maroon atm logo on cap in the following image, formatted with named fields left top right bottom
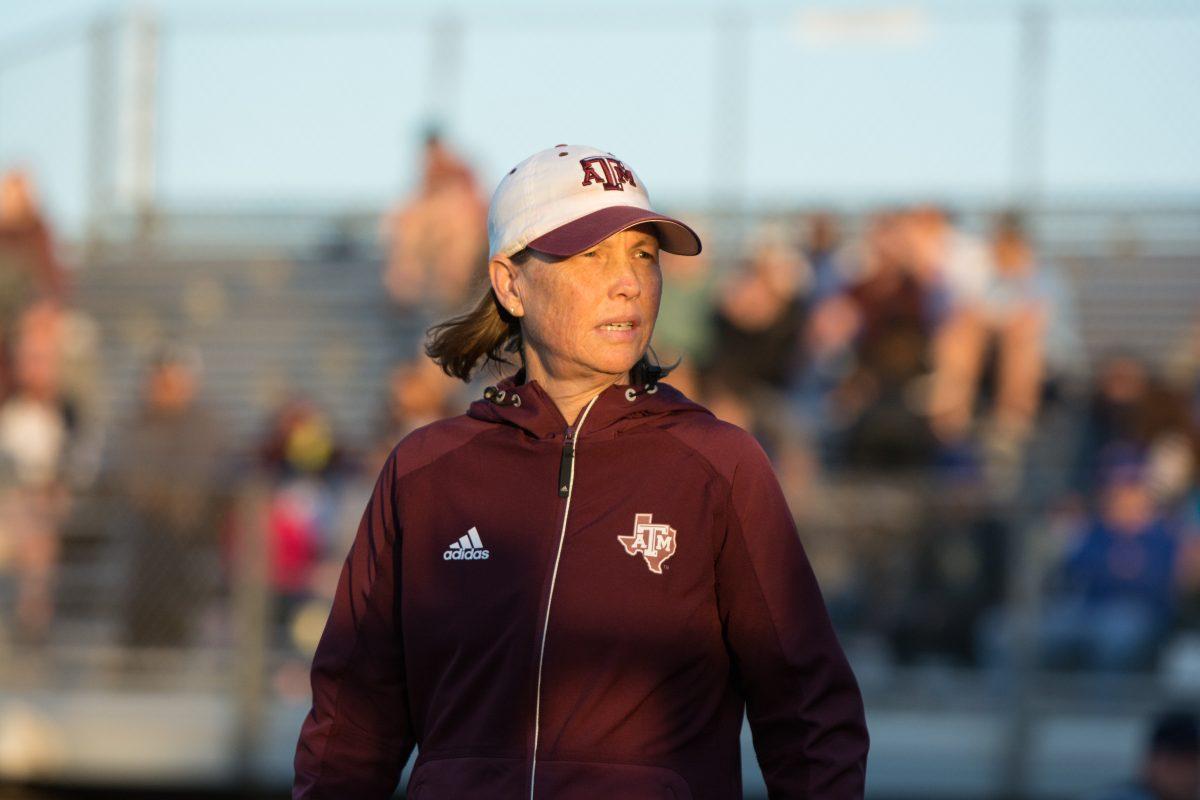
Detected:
left=580, top=156, right=637, bottom=192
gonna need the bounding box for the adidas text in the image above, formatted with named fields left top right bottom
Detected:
left=444, top=526, right=490, bottom=560
left=444, top=548, right=490, bottom=560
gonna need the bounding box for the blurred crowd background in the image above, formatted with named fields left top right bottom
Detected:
left=0, top=2, right=1198, bottom=798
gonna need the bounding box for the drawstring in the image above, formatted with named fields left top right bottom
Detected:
left=483, top=382, right=655, bottom=405
left=623, top=358, right=660, bottom=401
left=485, top=372, right=658, bottom=406
left=483, top=385, right=522, bottom=407
left=623, top=382, right=659, bottom=402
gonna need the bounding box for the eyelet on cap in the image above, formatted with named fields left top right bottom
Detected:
left=511, top=393, right=521, bottom=407
left=625, top=387, right=637, bottom=402
left=646, top=384, right=658, bottom=394
left=496, top=389, right=506, bottom=402
left=483, top=385, right=498, bottom=400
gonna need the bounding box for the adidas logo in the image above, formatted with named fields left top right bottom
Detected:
left=443, top=527, right=490, bottom=561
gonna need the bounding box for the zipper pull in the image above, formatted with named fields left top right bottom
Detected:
left=557, top=429, right=575, bottom=497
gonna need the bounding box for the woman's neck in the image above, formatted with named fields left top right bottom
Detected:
left=521, top=357, right=629, bottom=428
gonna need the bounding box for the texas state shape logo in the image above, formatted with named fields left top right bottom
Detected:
left=618, top=513, right=677, bottom=574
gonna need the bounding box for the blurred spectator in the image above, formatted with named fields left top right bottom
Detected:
left=1075, top=355, right=1195, bottom=497
left=107, top=345, right=229, bottom=650
left=886, top=472, right=1006, bottom=666
left=1170, top=318, right=1200, bottom=471
left=259, top=396, right=348, bottom=483
left=799, top=211, right=849, bottom=301
left=11, top=299, right=105, bottom=486
left=1167, top=321, right=1200, bottom=628
left=1091, top=710, right=1200, bottom=800
left=0, top=170, right=69, bottom=397
left=973, top=212, right=1046, bottom=419
left=257, top=396, right=350, bottom=650
left=653, top=220, right=718, bottom=369
left=704, top=229, right=811, bottom=458
left=707, top=229, right=810, bottom=392
left=809, top=211, right=940, bottom=468
left=906, top=205, right=992, bottom=313
left=1039, top=452, right=1180, bottom=671
left=381, top=130, right=487, bottom=311
left=371, top=357, right=461, bottom=469
left=1166, top=316, right=1200, bottom=403
left=926, top=213, right=1081, bottom=467
left=1076, top=356, right=1152, bottom=493
left=661, top=359, right=702, bottom=403
left=0, top=303, right=76, bottom=645
left=918, top=209, right=999, bottom=434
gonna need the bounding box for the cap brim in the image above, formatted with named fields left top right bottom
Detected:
left=527, top=206, right=702, bottom=258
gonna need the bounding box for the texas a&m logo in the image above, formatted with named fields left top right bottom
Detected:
left=617, top=513, right=677, bottom=574
left=580, top=156, right=637, bottom=192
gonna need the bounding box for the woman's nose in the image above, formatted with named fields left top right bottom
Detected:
left=608, top=253, right=642, bottom=299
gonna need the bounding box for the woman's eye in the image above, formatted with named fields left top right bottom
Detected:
left=581, top=250, right=599, bottom=258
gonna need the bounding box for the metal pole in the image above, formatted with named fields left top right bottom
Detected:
left=233, top=484, right=270, bottom=790
left=86, top=14, right=116, bottom=255
left=997, top=500, right=1043, bottom=799
left=131, top=7, right=159, bottom=238
left=713, top=6, right=749, bottom=253
left=1012, top=3, right=1049, bottom=210
left=998, top=11, right=1052, bottom=795
left=426, top=12, right=463, bottom=132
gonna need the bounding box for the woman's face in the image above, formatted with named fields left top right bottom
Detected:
left=503, top=224, right=662, bottom=383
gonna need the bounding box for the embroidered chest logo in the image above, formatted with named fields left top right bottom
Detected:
left=580, top=156, right=637, bottom=191
left=617, top=513, right=677, bottom=574
left=444, top=526, right=489, bottom=560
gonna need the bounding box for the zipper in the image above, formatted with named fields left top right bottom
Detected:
left=557, top=430, right=575, bottom=497
left=529, top=392, right=601, bottom=800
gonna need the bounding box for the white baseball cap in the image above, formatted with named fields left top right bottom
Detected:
left=487, top=144, right=702, bottom=260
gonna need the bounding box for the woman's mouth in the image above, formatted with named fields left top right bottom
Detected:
left=596, top=320, right=638, bottom=341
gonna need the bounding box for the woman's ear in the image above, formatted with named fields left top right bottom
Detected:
left=488, top=255, right=523, bottom=317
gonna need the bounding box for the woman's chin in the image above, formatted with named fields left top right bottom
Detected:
left=583, top=352, right=642, bottom=379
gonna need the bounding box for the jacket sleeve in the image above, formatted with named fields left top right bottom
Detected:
left=293, top=449, right=416, bottom=798
left=715, top=437, right=869, bottom=799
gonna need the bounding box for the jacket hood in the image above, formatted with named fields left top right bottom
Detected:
left=467, top=366, right=712, bottom=441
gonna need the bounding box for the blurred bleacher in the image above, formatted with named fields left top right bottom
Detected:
left=76, top=244, right=422, bottom=441
left=1, top=204, right=1198, bottom=798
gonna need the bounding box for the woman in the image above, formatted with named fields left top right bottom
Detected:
left=294, top=145, right=868, bottom=798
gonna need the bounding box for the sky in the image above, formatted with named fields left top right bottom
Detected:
left=0, top=0, right=1198, bottom=236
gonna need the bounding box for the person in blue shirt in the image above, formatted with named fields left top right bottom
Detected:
left=1040, top=453, right=1179, bottom=671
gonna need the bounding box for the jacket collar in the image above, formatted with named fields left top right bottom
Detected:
left=466, top=366, right=711, bottom=441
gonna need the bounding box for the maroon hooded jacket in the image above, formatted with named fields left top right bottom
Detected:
left=293, top=371, right=868, bottom=799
